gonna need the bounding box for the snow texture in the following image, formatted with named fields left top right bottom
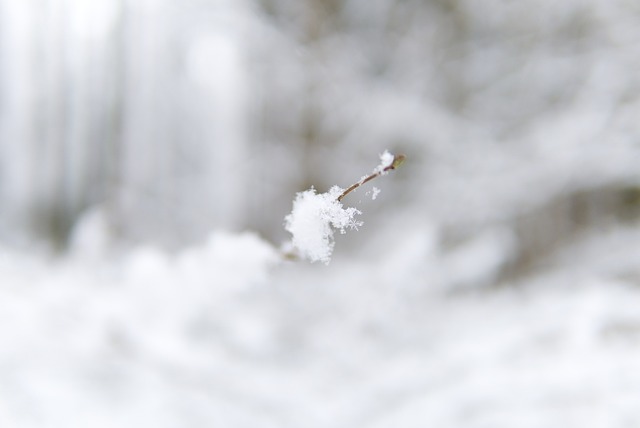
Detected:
left=284, top=186, right=362, bottom=264
left=374, top=150, right=394, bottom=174
left=371, top=187, right=381, bottom=200
left=2, top=225, right=640, bottom=428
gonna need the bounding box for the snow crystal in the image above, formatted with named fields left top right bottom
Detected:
left=284, top=186, right=362, bottom=264
left=375, top=150, right=395, bottom=174
left=371, top=187, right=381, bottom=200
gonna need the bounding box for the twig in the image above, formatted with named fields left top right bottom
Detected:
left=337, top=154, right=406, bottom=202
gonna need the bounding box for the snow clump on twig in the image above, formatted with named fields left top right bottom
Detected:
left=284, top=186, right=362, bottom=264
left=375, top=150, right=395, bottom=174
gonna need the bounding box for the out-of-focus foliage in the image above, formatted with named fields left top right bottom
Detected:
left=1, top=0, right=640, bottom=283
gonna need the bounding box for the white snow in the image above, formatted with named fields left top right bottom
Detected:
left=1, top=226, right=640, bottom=428
left=374, top=150, right=395, bottom=175
left=371, top=187, right=381, bottom=200
left=284, top=186, right=362, bottom=264
left=380, top=150, right=394, bottom=167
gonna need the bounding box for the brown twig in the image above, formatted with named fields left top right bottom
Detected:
left=337, top=154, right=406, bottom=202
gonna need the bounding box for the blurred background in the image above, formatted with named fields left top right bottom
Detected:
left=2, top=0, right=640, bottom=427
left=2, top=0, right=640, bottom=277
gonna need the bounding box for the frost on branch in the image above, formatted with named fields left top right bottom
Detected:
left=284, top=186, right=362, bottom=264
left=284, top=150, right=405, bottom=264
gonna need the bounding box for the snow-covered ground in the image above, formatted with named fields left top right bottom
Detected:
left=1, top=221, right=640, bottom=428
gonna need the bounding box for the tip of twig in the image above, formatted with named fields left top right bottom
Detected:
left=391, top=154, right=406, bottom=170
left=337, top=152, right=406, bottom=202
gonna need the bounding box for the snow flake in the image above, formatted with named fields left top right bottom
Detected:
left=374, top=150, right=395, bottom=175
left=371, top=187, right=381, bottom=200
